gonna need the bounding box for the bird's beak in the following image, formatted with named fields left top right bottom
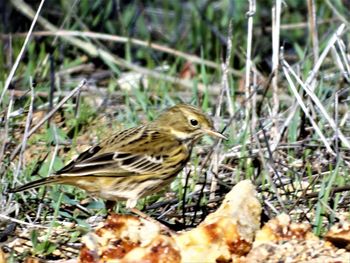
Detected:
left=202, top=128, right=228, bottom=140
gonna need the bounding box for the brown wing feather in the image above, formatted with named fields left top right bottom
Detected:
left=56, top=125, right=187, bottom=178
left=9, top=125, right=190, bottom=194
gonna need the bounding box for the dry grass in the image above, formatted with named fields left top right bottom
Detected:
left=0, top=0, right=350, bottom=260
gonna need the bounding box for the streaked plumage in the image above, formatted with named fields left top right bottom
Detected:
left=9, top=104, right=226, bottom=208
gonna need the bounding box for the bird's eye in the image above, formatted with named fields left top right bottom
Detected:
left=190, top=119, right=198, bottom=126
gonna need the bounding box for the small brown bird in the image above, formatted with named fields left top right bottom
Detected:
left=9, top=104, right=226, bottom=208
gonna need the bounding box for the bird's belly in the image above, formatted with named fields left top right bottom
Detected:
left=74, top=177, right=168, bottom=201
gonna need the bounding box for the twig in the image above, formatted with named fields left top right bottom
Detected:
left=9, top=79, right=86, bottom=161
left=277, top=25, right=346, bottom=157
left=270, top=1, right=281, bottom=151
left=210, top=21, right=233, bottom=200
left=182, top=169, right=191, bottom=225
left=307, top=0, right=319, bottom=63
left=191, top=171, right=207, bottom=226
left=244, top=0, right=256, bottom=123
left=334, top=38, right=350, bottom=82
left=12, top=78, right=35, bottom=187
left=0, top=214, right=48, bottom=229
left=334, top=90, right=339, bottom=162
left=306, top=0, right=319, bottom=121
left=305, top=23, right=345, bottom=90
left=258, top=119, right=287, bottom=213
left=264, top=18, right=338, bottom=31
left=0, top=0, right=46, bottom=107
left=0, top=89, right=15, bottom=173
left=1, top=30, right=242, bottom=77
left=282, top=62, right=335, bottom=155
left=324, top=0, right=350, bottom=27
left=223, top=23, right=235, bottom=121
left=283, top=59, right=350, bottom=149
left=305, top=185, right=350, bottom=199
left=8, top=0, right=187, bottom=89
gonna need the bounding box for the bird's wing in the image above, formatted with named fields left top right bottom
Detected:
left=56, top=126, right=181, bottom=177
left=56, top=144, right=103, bottom=174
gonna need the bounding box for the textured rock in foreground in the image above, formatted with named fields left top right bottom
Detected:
left=80, top=215, right=180, bottom=263
left=175, top=180, right=261, bottom=262
left=78, top=180, right=350, bottom=262
left=79, top=180, right=261, bottom=262
left=242, top=214, right=350, bottom=263
left=325, top=219, right=350, bottom=251
left=18, top=180, right=350, bottom=262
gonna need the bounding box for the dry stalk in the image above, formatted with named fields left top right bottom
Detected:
left=0, top=214, right=48, bottom=229
left=307, top=0, right=319, bottom=63
left=270, top=0, right=282, bottom=151
left=9, top=79, right=87, bottom=161
left=282, top=61, right=335, bottom=155
left=324, top=0, right=350, bottom=27
left=334, top=90, right=339, bottom=160
left=334, top=38, right=350, bottom=82
left=305, top=23, right=345, bottom=90
left=210, top=22, right=233, bottom=201
left=278, top=24, right=347, bottom=156
left=306, top=0, right=319, bottom=122
left=12, top=79, right=35, bottom=187
left=0, top=0, right=46, bottom=107
left=9, top=0, right=230, bottom=94
left=284, top=59, right=350, bottom=149
left=245, top=0, right=256, bottom=124
left=0, top=89, right=15, bottom=172
left=1, top=30, right=242, bottom=77
left=265, top=18, right=338, bottom=31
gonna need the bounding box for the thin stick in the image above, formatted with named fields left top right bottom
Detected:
left=276, top=25, right=345, bottom=155
left=282, top=63, right=335, bottom=155
left=258, top=119, right=287, bottom=212
left=0, top=213, right=48, bottom=228
left=307, top=0, right=319, bottom=63
left=271, top=1, right=281, bottom=151
left=0, top=89, right=14, bottom=167
left=9, top=80, right=86, bottom=161
left=210, top=22, right=234, bottom=200
left=1, top=30, right=242, bottom=77
left=8, top=0, right=241, bottom=93
left=284, top=59, right=350, bottom=149
left=306, top=0, right=319, bottom=120
left=0, top=0, right=46, bottom=107
left=264, top=18, right=338, bottom=31
left=224, top=23, right=235, bottom=120
left=335, top=38, right=350, bottom=82
left=12, top=78, right=35, bottom=186
left=305, top=184, right=350, bottom=199
left=305, top=23, right=345, bottom=90
left=244, top=0, right=256, bottom=122
left=324, top=0, right=350, bottom=27
left=335, top=90, right=339, bottom=162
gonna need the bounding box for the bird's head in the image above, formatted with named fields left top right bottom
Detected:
left=153, top=104, right=227, bottom=141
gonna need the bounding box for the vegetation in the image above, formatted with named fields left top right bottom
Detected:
left=0, top=0, right=350, bottom=260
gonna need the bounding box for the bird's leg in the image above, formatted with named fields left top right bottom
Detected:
left=129, top=207, right=174, bottom=235
left=127, top=199, right=174, bottom=235
left=126, top=199, right=148, bottom=218
left=105, top=200, right=117, bottom=214
left=126, top=199, right=149, bottom=219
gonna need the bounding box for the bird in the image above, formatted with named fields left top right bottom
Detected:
left=8, top=104, right=227, bottom=209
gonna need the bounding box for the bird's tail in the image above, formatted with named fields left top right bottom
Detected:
left=7, top=176, right=64, bottom=193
